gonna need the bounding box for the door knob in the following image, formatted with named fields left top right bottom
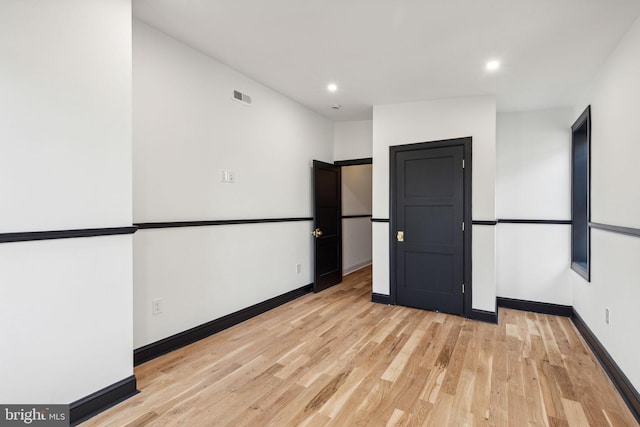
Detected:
left=396, top=231, right=404, bottom=242
left=312, top=228, right=323, bottom=238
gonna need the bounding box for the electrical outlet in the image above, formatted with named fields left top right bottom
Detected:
left=152, top=299, right=163, bottom=315
left=605, top=307, right=610, bottom=325
left=296, top=263, right=302, bottom=274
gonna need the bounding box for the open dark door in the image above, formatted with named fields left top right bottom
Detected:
left=313, top=160, right=342, bottom=292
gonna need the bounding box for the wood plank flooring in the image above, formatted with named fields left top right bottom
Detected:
left=82, top=266, right=638, bottom=426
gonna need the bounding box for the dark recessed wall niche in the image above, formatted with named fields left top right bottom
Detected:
left=571, top=106, right=591, bottom=281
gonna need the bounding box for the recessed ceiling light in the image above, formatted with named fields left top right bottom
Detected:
left=330, top=104, right=341, bottom=110
left=486, top=60, right=500, bottom=71
left=327, top=83, right=338, bottom=92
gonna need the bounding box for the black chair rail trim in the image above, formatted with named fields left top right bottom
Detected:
left=0, top=226, right=137, bottom=243
left=590, top=222, right=640, bottom=238
left=136, top=217, right=313, bottom=229
left=498, top=219, right=572, bottom=224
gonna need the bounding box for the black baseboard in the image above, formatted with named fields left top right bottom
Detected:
left=468, top=308, right=498, bottom=324
left=572, top=309, right=640, bottom=424
left=371, top=293, right=393, bottom=305
left=497, top=297, right=573, bottom=317
left=69, top=375, right=138, bottom=426
left=134, top=284, right=313, bottom=366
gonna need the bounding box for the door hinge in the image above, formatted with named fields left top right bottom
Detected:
left=462, top=159, right=465, bottom=169
left=462, top=283, right=465, bottom=294
left=462, top=222, right=465, bottom=232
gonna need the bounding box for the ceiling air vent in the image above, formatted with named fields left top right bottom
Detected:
left=233, top=90, right=252, bottom=105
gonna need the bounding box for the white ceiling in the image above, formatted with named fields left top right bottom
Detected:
left=133, top=0, right=640, bottom=121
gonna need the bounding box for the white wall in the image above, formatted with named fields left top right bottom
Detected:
left=496, top=109, right=572, bottom=220
left=134, top=21, right=332, bottom=222
left=334, top=120, right=373, bottom=161
left=0, top=1, right=132, bottom=232
left=496, top=109, right=574, bottom=305
left=343, top=165, right=373, bottom=216
left=134, top=223, right=312, bottom=346
left=572, top=15, right=640, bottom=392
left=0, top=0, right=133, bottom=403
left=588, top=22, right=640, bottom=229
left=372, top=96, right=497, bottom=312
left=334, top=120, right=373, bottom=276
left=574, top=230, right=640, bottom=388
left=133, top=20, right=333, bottom=347
left=0, top=238, right=133, bottom=403
left=342, top=164, right=372, bottom=274
left=496, top=224, right=572, bottom=305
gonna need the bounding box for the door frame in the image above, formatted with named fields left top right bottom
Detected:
left=389, top=137, right=472, bottom=317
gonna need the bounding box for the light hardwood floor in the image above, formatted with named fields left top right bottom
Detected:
left=83, top=266, right=638, bottom=426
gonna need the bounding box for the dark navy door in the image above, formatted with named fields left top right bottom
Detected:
left=313, top=160, right=342, bottom=292
left=393, top=144, right=465, bottom=315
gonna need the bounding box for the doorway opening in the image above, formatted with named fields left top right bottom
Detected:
left=339, top=162, right=373, bottom=276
